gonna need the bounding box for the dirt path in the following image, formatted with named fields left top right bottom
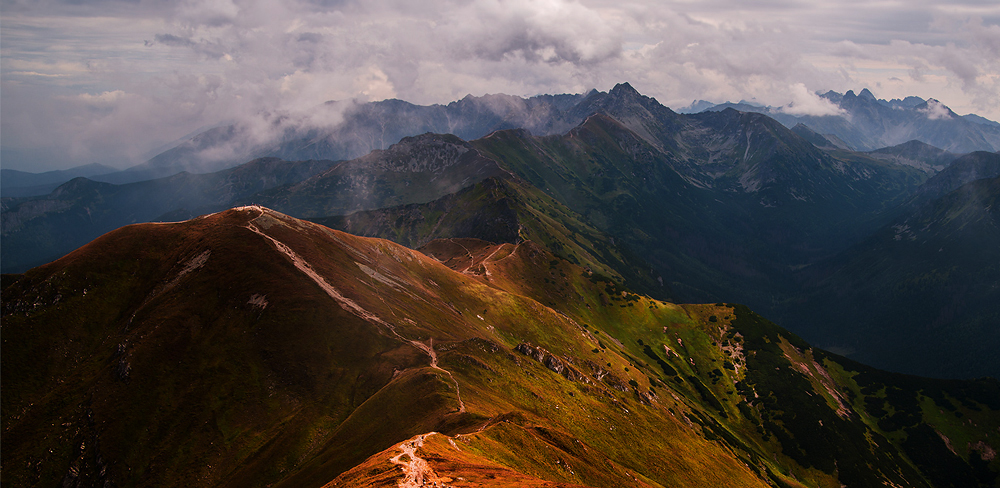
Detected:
left=476, top=244, right=507, bottom=278
left=449, top=238, right=476, bottom=273
left=390, top=433, right=453, bottom=488
left=243, top=208, right=391, bottom=328
left=408, top=338, right=466, bottom=413
left=244, top=207, right=465, bottom=414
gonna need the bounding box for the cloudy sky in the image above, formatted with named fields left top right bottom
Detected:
left=2, top=0, right=999, bottom=172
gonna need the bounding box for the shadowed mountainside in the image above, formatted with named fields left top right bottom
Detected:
left=3, top=84, right=997, bottom=380
left=783, top=175, right=1000, bottom=378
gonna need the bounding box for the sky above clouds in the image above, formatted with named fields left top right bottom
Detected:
left=2, top=0, right=999, bottom=171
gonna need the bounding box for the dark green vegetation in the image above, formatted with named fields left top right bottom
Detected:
left=784, top=173, right=1000, bottom=378
left=470, top=101, right=927, bottom=305
left=312, top=174, right=664, bottom=298
left=3, top=208, right=998, bottom=487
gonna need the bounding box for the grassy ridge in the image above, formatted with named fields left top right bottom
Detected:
left=3, top=208, right=998, bottom=487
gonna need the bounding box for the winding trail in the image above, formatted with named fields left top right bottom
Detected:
left=476, top=244, right=507, bottom=278
left=449, top=238, right=477, bottom=273
left=242, top=206, right=465, bottom=414
left=408, top=338, right=466, bottom=413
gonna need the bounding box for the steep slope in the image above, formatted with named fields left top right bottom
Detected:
left=0, top=207, right=763, bottom=488
left=473, top=110, right=925, bottom=308
left=2, top=84, right=929, bottom=290
left=911, top=151, right=1000, bottom=204
left=567, top=82, right=686, bottom=155
left=789, top=124, right=847, bottom=150
left=786, top=175, right=1000, bottom=378
left=311, top=175, right=667, bottom=300
left=4, top=207, right=997, bottom=487
left=99, top=84, right=1000, bottom=184
left=311, top=177, right=523, bottom=249
left=0, top=159, right=337, bottom=273
left=865, top=140, right=960, bottom=175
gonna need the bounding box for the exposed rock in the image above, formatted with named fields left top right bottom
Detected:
left=247, top=294, right=268, bottom=309
left=543, top=354, right=566, bottom=375
left=970, top=440, right=996, bottom=461
left=583, top=359, right=629, bottom=392
left=515, top=343, right=545, bottom=363
left=936, top=430, right=957, bottom=455
left=515, top=342, right=588, bottom=384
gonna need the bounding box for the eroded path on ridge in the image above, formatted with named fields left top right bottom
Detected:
left=242, top=207, right=389, bottom=327
left=389, top=433, right=462, bottom=488
left=407, top=338, right=466, bottom=413
left=242, top=206, right=465, bottom=414
left=390, top=434, right=433, bottom=488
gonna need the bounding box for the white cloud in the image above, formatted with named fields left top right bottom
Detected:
left=919, top=99, right=953, bottom=119
left=779, top=83, right=846, bottom=116
left=444, top=0, right=623, bottom=65
left=77, top=90, right=128, bottom=103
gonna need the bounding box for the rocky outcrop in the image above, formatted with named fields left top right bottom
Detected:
left=583, top=360, right=629, bottom=393
left=514, top=343, right=587, bottom=383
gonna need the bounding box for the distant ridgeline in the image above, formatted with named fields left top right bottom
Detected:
left=2, top=83, right=999, bottom=384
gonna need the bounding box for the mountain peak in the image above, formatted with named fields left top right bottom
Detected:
left=858, top=88, right=877, bottom=100
left=609, top=82, right=641, bottom=99
left=820, top=90, right=844, bottom=103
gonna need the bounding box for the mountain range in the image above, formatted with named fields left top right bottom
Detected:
left=65, top=91, right=593, bottom=187
left=779, top=152, right=1000, bottom=378
left=1, top=164, right=121, bottom=198
left=2, top=82, right=1000, bottom=487
left=698, top=88, right=1000, bottom=154
left=4, top=85, right=996, bottom=196
left=4, top=83, right=999, bottom=380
